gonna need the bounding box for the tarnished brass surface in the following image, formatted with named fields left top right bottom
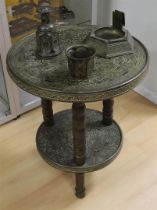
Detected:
left=7, top=25, right=148, bottom=102
left=36, top=109, right=123, bottom=173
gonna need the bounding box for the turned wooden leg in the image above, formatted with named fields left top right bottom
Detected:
left=72, top=102, right=86, bottom=198
left=75, top=173, right=85, bottom=198
left=41, top=98, right=54, bottom=126
left=103, top=98, right=114, bottom=126
left=72, top=102, right=86, bottom=165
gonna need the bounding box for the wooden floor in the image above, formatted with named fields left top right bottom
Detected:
left=0, top=91, right=157, bottom=210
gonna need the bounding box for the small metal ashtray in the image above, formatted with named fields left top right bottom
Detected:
left=66, top=44, right=95, bottom=79
left=90, top=10, right=134, bottom=58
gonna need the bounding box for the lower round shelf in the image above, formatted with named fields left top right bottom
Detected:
left=36, top=109, right=123, bottom=173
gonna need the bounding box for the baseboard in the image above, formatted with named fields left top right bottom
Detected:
left=134, top=85, right=157, bottom=105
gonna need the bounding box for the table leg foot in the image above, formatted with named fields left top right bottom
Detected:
left=75, top=173, right=85, bottom=198
left=103, top=98, right=114, bottom=126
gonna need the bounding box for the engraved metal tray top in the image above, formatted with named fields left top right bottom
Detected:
left=7, top=25, right=149, bottom=102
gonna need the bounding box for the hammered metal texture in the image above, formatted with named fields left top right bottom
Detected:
left=7, top=25, right=148, bottom=102
left=36, top=109, right=123, bottom=173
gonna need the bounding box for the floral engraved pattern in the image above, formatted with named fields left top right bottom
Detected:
left=36, top=110, right=122, bottom=173
left=7, top=25, right=148, bottom=102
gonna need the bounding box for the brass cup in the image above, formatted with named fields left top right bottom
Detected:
left=66, top=45, right=96, bottom=79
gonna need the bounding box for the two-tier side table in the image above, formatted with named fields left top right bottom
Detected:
left=7, top=25, right=148, bottom=198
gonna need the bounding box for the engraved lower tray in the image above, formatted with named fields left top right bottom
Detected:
left=36, top=109, right=123, bottom=173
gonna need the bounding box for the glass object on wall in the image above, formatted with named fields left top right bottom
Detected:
left=0, top=56, right=11, bottom=119
left=5, top=0, right=92, bottom=43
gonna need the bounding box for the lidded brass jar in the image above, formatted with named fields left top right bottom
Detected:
left=36, top=4, right=61, bottom=59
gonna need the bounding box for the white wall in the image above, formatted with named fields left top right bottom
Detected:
left=97, top=0, right=157, bottom=104
left=64, top=0, right=92, bottom=24
left=97, top=0, right=110, bottom=25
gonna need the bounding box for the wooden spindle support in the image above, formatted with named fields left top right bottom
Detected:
left=41, top=98, right=54, bottom=126
left=72, top=102, right=86, bottom=165
left=103, top=98, right=114, bottom=126
left=72, top=102, right=86, bottom=198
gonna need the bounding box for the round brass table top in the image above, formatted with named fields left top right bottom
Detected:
left=7, top=25, right=149, bottom=102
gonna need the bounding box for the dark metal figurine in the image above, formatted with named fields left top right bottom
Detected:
left=36, top=4, right=61, bottom=59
